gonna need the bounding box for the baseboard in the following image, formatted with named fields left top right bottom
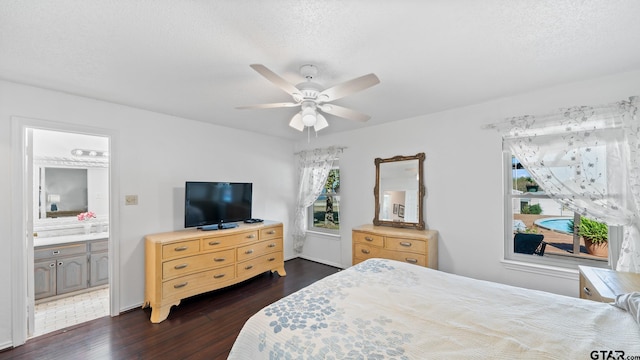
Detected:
left=0, top=340, right=14, bottom=352
left=297, top=255, right=344, bottom=269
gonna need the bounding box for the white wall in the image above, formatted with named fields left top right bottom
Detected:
left=294, top=69, right=640, bottom=297
left=0, top=80, right=297, bottom=348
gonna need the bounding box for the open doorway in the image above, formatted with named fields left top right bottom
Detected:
left=29, top=129, right=111, bottom=338
left=11, top=117, right=120, bottom=346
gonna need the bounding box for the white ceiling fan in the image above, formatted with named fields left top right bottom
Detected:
left=236, top=64, right=380, bottom=132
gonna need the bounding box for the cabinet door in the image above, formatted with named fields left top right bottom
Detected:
left=57, top=254, right=88, bottom=295
left=34, top=260, right=56, bottom=300
left=90, top=252, right=109, bottom=287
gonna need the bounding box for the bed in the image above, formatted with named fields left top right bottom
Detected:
left=229, top=258, right=640, bottom=359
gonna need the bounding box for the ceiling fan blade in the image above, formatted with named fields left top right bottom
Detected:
left=318, top=104, right=371, bottom=122
left=235, top=102, right=300, bottom=110
left=250, top=64, right=301, bottom=99
left=318, top=73, right=380, bottom=102
left=289, top=112, right=305, bottom=131
left=314, top=113, right=329, bottom=131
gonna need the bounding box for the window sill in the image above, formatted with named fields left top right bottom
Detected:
left=305, top=230, right=341, bottom=239
left=501, top=259, right=579, bottom=280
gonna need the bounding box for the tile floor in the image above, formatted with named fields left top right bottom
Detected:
left=32, top=287, right=109, bottom=338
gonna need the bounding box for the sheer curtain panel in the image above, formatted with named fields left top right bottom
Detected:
left=292, top=146, right=343, bottom=253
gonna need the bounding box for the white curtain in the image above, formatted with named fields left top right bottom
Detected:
left=489, top=96, right=640, bottom=272
left=292, top=146, right=343, bottom=253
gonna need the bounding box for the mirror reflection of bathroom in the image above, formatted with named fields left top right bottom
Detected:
left=31, top=128, right=110, bottom=338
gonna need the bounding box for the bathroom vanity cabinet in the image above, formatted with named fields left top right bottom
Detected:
left=34, top=238, right=108, bottom=301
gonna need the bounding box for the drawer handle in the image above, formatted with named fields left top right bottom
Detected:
left=268, top=257, right=276, bottom=261
left=247, top=234, right=256, bottom=239
left=364, top=237, right=374, bottom=242
left=208, top=241, right=221, bottom=246
left=245, top=249, right=254, bottom=254
left=405, top=258, right=418, bottom=264
left=268, top=243, right=276, bottom=248
left=583, top=287, right=592, bottom=296
left=399, top=242, right=412, bottom=247
left=267, top=230, right=276, bottom=235
left=52, top=250, right=61, bottom=255
left=174, top=246, right=188, bottom=252
left=213, top=274, right=225, bottom=279
left=361, top=249, right=370, bottom=254
left=213, top=257, right=226, bottom=262
left=174, top=264, right=188, bottom=270
left=245, top=265, right=253, bottom=270
left=174, top=282, right=188, bottom=289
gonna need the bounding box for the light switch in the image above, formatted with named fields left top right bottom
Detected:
left=125, top=195, right=138, bottom=205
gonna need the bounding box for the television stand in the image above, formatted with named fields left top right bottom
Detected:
left=144, top=221, right=285, bottom=323
left=199, top=223, right=238, bottom=231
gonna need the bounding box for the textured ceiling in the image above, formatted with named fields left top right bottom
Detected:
left=2, top=1, right=640, bottom=139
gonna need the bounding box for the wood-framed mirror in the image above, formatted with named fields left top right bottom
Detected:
left=373, top=153, right=425, bottom=230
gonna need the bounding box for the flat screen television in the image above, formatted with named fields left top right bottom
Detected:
left=185, top=181, right=252, bottom=229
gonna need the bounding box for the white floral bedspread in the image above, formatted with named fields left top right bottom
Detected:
left=229, top=258, right=640, bottom=359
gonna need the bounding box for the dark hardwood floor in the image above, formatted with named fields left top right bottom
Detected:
left=0, top=258, right=341, bottom=360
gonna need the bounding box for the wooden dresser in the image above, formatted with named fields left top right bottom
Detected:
left=144, top=221, right=286, bottom=323
left=578, top=265, right=640, bottom=302
left=352, top=224, right=438, bottom=269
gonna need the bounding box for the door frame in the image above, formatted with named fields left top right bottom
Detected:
left=11, top=116, right=120, bottom=345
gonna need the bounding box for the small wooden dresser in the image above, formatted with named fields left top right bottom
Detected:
left=144, top=221, right=286, bottom=323
left=352, top=224, right=438, bottom=269
left=578, top=265, right=640, bottom=302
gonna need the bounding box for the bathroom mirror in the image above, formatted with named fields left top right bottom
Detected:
left=373, top=153, right=425, bottom=230
left=39, top=167, right=88, bottom=219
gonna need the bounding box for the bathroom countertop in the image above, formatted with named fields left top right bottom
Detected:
left=34, top=232, right=109, bottom=247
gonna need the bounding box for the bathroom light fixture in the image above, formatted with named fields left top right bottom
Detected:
left=71, top=149, right=108, bottom=157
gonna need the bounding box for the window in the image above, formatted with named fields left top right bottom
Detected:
left=308, top=166, right=340, bottom=233
left=506, top=155, right=614, bottom=267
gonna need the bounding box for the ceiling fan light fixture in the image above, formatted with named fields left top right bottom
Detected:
left=314, top=113, right=329, bottom=131
left=289, top=113, right=305, bottom=131
left=301, top=107, right=317, bottom=126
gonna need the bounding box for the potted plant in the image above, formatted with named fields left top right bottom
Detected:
left=572, top=217, right=608, bottom=257
left=525, top=177, right=539, bottom=192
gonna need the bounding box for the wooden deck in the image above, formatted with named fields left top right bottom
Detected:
left=514, top=214, right=607, bottom=260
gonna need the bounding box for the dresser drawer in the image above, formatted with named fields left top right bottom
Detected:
left=385, top=237, right=426, bottom=254
left=236, top=238, right=283, bottom=262
left=162, top=264, right=235, bottom=299
left=89, top=240, right=109, bottom=252
left=162, top=239, right=200, bottom=260
left=162, top=248, right=235, bottom=280
left=210, top=231, right=260, bottom=249
left=579, top=273, right=606, bottom=302
left=354, top=243, right=384, bottom=260
left=35, top=243, right=87, bottom=260
left=382, top=250, right=426, bottom=266
left=237, top=252, right=283, bottom=278
left=353, top=231, right=384, bottom=247
left=201, top=235, right=237, bottom=251
left=260, top=226, right=282, bottom=240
